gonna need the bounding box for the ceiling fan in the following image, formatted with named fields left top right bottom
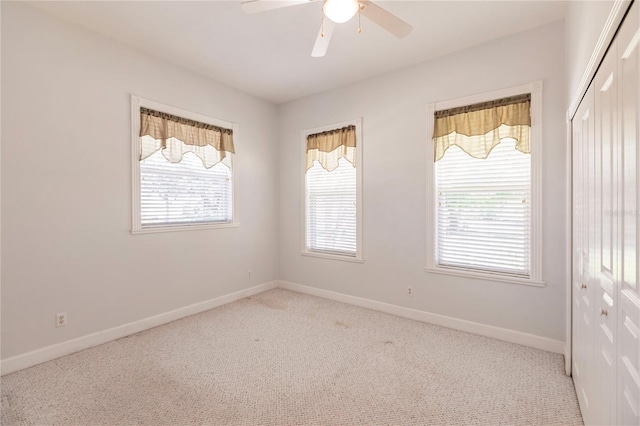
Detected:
left=240, top=0, right=413, bottom=57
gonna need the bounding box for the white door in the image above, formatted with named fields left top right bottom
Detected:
left=573, top=85, right=597, bottom=424
left=617, top=2, right=640, bottom=424
left=593, top=40, right=619, bottom=426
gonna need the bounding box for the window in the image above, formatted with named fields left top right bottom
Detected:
left=426, top=83, right=543, bottom=285
left=303, top=119, right=363, bottom=261
left=140, top=147, right=232, bottom=226
left=436, top=139, right=530, bottom=275
left=131, top=96, right=238, bottom=233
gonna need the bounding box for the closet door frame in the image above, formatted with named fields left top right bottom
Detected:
left=566, top=0, right=631, bottom=376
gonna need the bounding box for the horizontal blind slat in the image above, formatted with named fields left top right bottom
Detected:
left=306, top=158, right=357, bottom=254
left=435, top=140, right=531, bottom=276
left=140, top=151, right=233, bottom=225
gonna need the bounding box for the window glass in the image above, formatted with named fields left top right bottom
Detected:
left=306, top=157, right=357, bottom=256
left=435, top=138, right=530, bottom=277
left=140, top=141, right=233, bottom=227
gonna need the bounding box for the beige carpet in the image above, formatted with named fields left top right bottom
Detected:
left=1, top=289, right=582, bottom=425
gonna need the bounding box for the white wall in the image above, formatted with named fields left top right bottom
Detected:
left=278, top=21, right=567, bottom=341
left=1, top=2, right=279, bottom=359
left=1, top=2, right=575, bottom=363
left=565, top=0, right=626, bottom=107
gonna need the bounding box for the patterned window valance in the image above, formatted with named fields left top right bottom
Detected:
left=433, top=94, right=531, bottom=161
left=139, top=107, right=235, bottom=169
left=306, top=125, right=356, bottom=172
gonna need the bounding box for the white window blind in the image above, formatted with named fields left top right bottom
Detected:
left=435, top=138, right=531, bottom=277
left=140, top=137, right=232, bottom=227
left=306, top=157, right=357, bottom=256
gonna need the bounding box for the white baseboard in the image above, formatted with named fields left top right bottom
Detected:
left=2, top=279, right=565, bottom=375
left=278, top=280, right=565, bottom=354
left=1, top=281, right=278, bottom=376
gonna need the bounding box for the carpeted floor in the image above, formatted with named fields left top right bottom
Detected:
left=1, top=289, right=583, bottom=425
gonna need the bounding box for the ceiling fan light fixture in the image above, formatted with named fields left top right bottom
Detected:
left=323, top=0, right=359, bottom=24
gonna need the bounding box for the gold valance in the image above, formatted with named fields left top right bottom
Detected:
left=306, top=125, right=356, bottom=172
left=433, top=94, right=531, bottom=161
left=139, top=107, right=234, bottom=169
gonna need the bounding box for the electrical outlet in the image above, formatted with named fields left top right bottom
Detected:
left=56, top=313, right=67, bottom=327
left=407, top=286, right=413, bottom=296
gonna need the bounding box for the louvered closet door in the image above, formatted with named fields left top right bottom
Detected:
left=616, top=3, right=640, bottom=424
left=593, top=42, right=619, bottom=426
left=573, top=85, right=597, bottom=423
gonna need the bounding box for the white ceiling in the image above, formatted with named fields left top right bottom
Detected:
left=30, top=1, right=567, bottom=104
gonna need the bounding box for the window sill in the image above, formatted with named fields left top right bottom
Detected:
left=424, top=266, right=545, bottom=287
left=301, top=251, right=364, bottom=263
left=131, top=222, right=239, bottom=235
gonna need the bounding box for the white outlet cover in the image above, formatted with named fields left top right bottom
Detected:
left=56, top=313, right=67, bottom=327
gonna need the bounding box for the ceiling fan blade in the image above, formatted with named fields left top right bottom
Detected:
left=358, top=0, right=412, bottom=38
left=311, top=19, right=336, bottom=57
left=240, top=0, right=315, bottom=14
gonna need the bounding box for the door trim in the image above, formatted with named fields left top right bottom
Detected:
left=566, top=0, right=631, bottom=376
left=567, top=0, right=630, bottom=121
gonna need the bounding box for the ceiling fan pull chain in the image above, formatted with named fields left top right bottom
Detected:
left=358, top=8, right=362, bottom=33
left=321, top=15, right=325, bottom=38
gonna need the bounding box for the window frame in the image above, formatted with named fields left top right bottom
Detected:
left=301, top=118, right=364, bottom=262
left=130, top=95, right=239, bottom=234
left=425, top=82, right=544, bottom=286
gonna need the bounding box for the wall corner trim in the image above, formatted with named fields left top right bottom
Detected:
left=1, top=281, right=278, bottom=376
left=278, top=280, right=565, bottom=354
